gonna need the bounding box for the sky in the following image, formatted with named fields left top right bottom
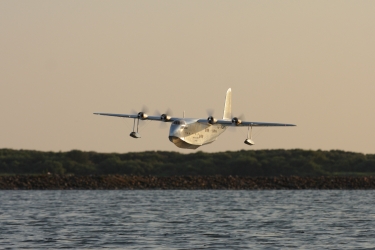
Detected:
left=1, top=1, right=375, bottom=154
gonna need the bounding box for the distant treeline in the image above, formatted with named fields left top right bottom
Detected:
left=1, top=149, right=375, bottom=176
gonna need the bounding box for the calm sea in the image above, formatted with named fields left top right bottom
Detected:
left=0, top=190, right=374, bottom=249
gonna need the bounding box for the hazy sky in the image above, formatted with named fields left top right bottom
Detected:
left=1, top=1, right=375, bottom=154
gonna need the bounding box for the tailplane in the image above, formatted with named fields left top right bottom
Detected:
left=223, top=88, right=232, bottom=120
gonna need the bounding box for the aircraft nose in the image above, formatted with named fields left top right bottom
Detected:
left=169, top=125, right=181, bottom=137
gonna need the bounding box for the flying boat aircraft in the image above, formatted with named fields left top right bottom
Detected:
left=94, top=88, right=295, bottom=149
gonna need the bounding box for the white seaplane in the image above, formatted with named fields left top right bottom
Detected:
left=94, top=88, right=295, bottom=149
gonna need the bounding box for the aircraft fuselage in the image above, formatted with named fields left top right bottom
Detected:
left=168, top=119, right=226, bottom=149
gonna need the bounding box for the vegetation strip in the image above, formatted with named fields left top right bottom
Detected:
left=1, top=175, right=375, bottom=190
left=1, top=149, right=375, bottom=176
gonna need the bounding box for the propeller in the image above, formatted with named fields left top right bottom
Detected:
left=231, top=114, right=245, bottom=126
left=141, top=105, right=149, bottom=113
left=156, top=108, right=173, bottom=122
left=132, top=106, right=149, bottom=120
left=206, top=108, right=217, bottom=124
left=206, top=108, right=215, bottom=117
left=155, top=108, right=173, bottom=128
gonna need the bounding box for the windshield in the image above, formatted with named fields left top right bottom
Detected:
left=172, top=120, right=186, bottom=125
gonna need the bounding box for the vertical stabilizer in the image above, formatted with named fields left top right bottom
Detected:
left=223, top=88, right=232, bottom=120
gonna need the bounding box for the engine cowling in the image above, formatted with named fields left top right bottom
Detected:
left=231, top=117, right=242, bottom=125
left=207, top=116, right=217, bottom=124
left=138, top=112, right=148, bottom=120
left=161, top=114, right=171, bottom=122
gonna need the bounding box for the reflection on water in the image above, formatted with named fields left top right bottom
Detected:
left=0, top=190, right=374, bottom=249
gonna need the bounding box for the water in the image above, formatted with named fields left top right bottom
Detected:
left=0, top=190, right=375, bottom=249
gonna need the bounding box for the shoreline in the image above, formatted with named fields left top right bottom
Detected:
left=1, top=175, right=375, bottom=190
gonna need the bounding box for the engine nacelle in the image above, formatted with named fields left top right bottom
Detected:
left=138, top=112, right=148, bottom=120
left=232, top=117, right=242, bottom=125
left=161, top=114, right=171, bottom=122
left=207, top=116, right=217, bottom=124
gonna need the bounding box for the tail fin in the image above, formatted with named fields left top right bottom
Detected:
left=223, top=88, right=232, bottom=120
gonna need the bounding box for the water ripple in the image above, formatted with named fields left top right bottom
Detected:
left=0, top=190, right=375, bottom=249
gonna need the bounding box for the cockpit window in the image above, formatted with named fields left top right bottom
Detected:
left=172, top=120, right=186, bottom=125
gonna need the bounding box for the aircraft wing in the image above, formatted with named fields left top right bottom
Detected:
left=93, top=113, right=178, bottom=122
left=197, top=118, right=296, bottom=127
left=231, top=121, right=296, bottom=127
left=94, top=113, right=138, bottom=118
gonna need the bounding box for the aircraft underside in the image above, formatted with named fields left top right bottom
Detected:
left=168, top=120, right=226, bottom=149
left=168, top=136, right=201, bottom=149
